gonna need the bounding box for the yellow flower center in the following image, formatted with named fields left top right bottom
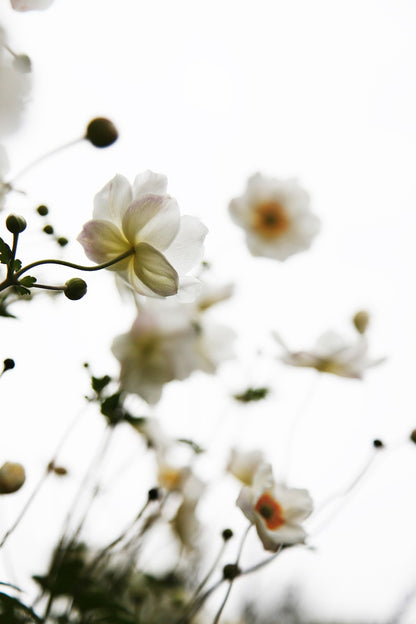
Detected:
left=251, top=200, right=290, bottom=239
left=255, top=492, right=285, bottom=529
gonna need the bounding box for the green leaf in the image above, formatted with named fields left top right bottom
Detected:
left=0, top=591, right=41, bottom=622
left=0, top=239, right=11, bottom=265
left=19, top=276, right=37, bottom=288
left=13, top=285, right=31, bottom=297
left=177, top=438, right=205, bottom=454
left=233, top=387, right=270, bottom=403
left=12, top=259, right=22, bottom=272
left=100, top=392, right=125, bottom=425
left=91, top=375, right=111, bottom=395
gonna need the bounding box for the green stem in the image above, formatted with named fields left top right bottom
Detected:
left=8, top=137, right=83, bottom=184
left=15, top=247, right=135, bottom=278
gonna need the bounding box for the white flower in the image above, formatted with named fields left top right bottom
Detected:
left=0, top=29, right=31, bottom=137
left=112, top=294, right=235, bottom=404
left=78, top=171, right=208, bottom=300
left=237, top=464, right=313, bottom=552
left=274, top=330, right=385, bottom=379
left=171, top=471, right=205, bottom=550
left=227, top=448, right=265, bottom=486
left=229, top=173, right=320, bottom=261
left=10, top=0, right=54, bottom=10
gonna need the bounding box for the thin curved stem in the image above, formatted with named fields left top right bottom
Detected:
left=8, top=137, right=84, bottom=184
left=15, top=247, right=135, bottom=279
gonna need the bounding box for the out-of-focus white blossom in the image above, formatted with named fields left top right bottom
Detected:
left=227, top=448, right=265, bottom=485
left=10, top=0, right=54, bottom=11
left=78, top=171, right=208, bottom=300
left=274, top=330, right=385, bottom=379
left=0, top=28, right=31, bottom=136
left=229, top=173, right=320, bottom=261
left=171, top=470, right=205, bottom=551
left=112, top=289, right=235, bottom=404
left=237, top=464, right=313, bottom=552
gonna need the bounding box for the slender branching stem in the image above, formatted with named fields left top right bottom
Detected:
left=8, top=137, right=84, bottom=184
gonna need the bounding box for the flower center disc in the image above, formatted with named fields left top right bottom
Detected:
left=252, top=200, right=290, bottom=239
left=255, top=493, right=285, bottom=529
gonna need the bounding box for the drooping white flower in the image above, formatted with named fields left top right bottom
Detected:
left=229, top=173, right=320, bottom=261
left=274, top=330, right=385, bottom=379
left=10, top=0, right=54, bottom=11
left=237, top=464, right=313, bottom=552
left=227, top=448, right=265, bottom=486
left=78, top=171, right=208, bottom=300
left=0, top=28, right=31, bottom=137
left=171, top=470, right=205, bottom=551
left=112, top=288, right=235, bottom=404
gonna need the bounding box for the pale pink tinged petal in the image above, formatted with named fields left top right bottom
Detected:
left=77, top=220, right=130, bottom=266
left=132, top=170, right=168, bottom=199
left=93, top=174, right=133, bottom=225
left=11, top=0, right=54, bottom=10
left=259, top=521, right=307, bottom=549
left=134, top=242, right=179, bottom=297
left=122, top=195, right=180, bottom=249
left=165, top=215, right=208, bottom=273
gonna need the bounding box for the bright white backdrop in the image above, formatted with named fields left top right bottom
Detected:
left=1, top=1, right=416, bottom=622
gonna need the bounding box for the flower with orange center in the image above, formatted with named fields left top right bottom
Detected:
left=237, top=464, right=313, bottom=552
left=229, top=173, right=320, bottom=261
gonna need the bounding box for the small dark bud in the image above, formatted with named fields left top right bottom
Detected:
left=64, top=278, right=87, bottom=301
left=148, top=487, right=160, bottom=501
left=85, top=117, right=118, bottom=148
left=3, top=358, right=15, bottom=372
left=37, top=205, right=49, bottom=216
left=373, top=439, right=384, bottom=449
left=49, top=463, right=67, bottom=476
left=57, top=237, right=69, bottom=247
left=222, top=528, right=233, bottom=541
left=353, top=310, right=370, bottom=335
left=13, top=54, right=31, bottom=73
left=222, top=563, right=241, bottom=581
left=43, top=225, right=54, bottom=235
left=6, top=214, right=26, bottom=234
left=410, top=429, right=416, bottom=444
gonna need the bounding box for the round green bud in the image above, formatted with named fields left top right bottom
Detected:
left=222, top=528, right=233, bottom=541
left=222, top=564, right=241, bottom=581
left=373, top=439, right=384, bottom=449
left=148, top=487, right=160, bottom=501
left=410, top=429, right=416, bottom=445
left=6, top=214, right=26, bottom=234
left=0, top=462, right=25, bottom=494
left=43, top=225, right=54, bottom=235
left=57, top=237, right=69, bottom=247
left=13, top=54, right=31, bottom=74
left=3, top=358, right=15, bottom=372
left=85, top=117, right=118, bottom=148
left=64, top=278, right=87, bottom=301
left=353, top=310, right=370, bottom=334
left=37, top=205, right=49, bottom=216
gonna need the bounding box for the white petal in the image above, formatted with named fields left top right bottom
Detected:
left=132, top=170, right=168, bottom=199
left=176, top=276, right=202, bottom=302
left=93, top=174, right=132, bottom=226
left=77, top=220, right=130, bottom=265
left=11, top=0, right=54, bottom=10
left=165, top=215, right=208, bottom=273
left=134, top=242, right=179, bottom=297
left=122, top=194, right=180, bottom=250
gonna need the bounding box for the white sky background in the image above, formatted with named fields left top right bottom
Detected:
left=1, top=0, right=416, bottom=622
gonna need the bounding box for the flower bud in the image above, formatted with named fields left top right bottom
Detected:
left=43, top=225, right=54, bottom=235
left=13, top=54, right=32, bottom=74
left=64, top=278, right=87, bottom=301
left=57, top=237, right=68, bottom=247
left=37, top=205, right=49, bottom=216
left=222, top=528, right=233, bottom=541
left=85, top=117, right=118, bottom=148
left=3, top=358, right=15, bottom=372
left=373, top=439, right=384, bottom=449
left=410, top=429, right=416, bottom=444
left=148, top=487, right=160, bottom=501
left=353, top=310, right=370, bottom=334
left=222, top=563, right=241, bottom=581
left=6, top=214, right=26, bottom=234
left=0, top=462, right=25, bottom=494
